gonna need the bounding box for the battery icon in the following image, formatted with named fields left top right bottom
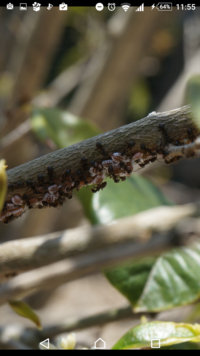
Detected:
left=156, top=2, right=172, bottom=10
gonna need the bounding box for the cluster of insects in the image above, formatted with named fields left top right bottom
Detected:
left=0, top=125, right=197, bottom=224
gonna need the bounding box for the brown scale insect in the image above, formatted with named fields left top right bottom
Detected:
left=140, top=144, right=147, bottom=152
left=165, top=156, right=183, bottom=164
left=123, top=163, right=133, bottom=175
left=63, top=169, right=71, bottom=179
left=22, top=194, right=29, bottom=202
left=124, top=141, right=135, bottom=156
left=29, top=197, right=41, bottom=207
left=36, top=186, right=47, bottom=193
left=91, top=181, right=107, bottom=193
left=112, top=152, right=130, bottom=164
left=150, top=157, right=157, bottom=163
left=102, top=160, right=113, bottom=170
left=12, top=195, right=23, bottom=206
left=58, top=196, right=65, bottom=205
left=26, top=179, right=38, bottom=194
left=89, top=165, right=103, bottom=177
left=174, top=141, right=180, bottom=146
left=113, top=177, right=121, bottom=183
left=128, top=141, right=135, bottom=148
left=43, top=191, right=59, bottom=204
left=96, top=141, right=107, bottom=156
left=162, top=150, right=170, bottom=158
left=0, top=203, right=27, bottom=223
left=91, top=186, right=100, bottom=193
left=38, top=174, right=45, bottom=183
left=187, top=128, right=196, bottom=141
left=108, top=165, right=114, bottom=176
left=132, top=152, right=143, bottom=162
left=80, top=157, right=88, bottom=170
left=158, top=123, right=173, bottom=143
left=48, top=184, right=62, bottom=193
left=8, top=183, right=16, bottom=191
left=90, top=172, right=105, bottom=185
left=17, top=182, right=23, bottom=188
left=47, top=166, right=54, bottom=182
left=76, top=169, right=82, bottom=176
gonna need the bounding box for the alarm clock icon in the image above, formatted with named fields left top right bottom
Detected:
left=108, top=3, right=116, bottom=11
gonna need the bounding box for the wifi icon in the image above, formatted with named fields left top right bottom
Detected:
left=121, top=3, right=131, bottom=12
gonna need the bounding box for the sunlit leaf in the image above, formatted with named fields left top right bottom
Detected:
left=161, top=341, right=200, bottom=350
left=8, top=300, right=42, bottom=329
left=31, top=108, right=101, bottom=149
left=0, top=159, right=7, bottom=212
left=104, top=258, right=156, bottom=306
left=112, top=321, right=200, bottom=349
left=135, top=242, right=200, bottom=312
left=76, top=186, right=95, bottom=223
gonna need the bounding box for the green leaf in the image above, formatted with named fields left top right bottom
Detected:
left=31, top=108, right=101, bottom=149
left=86, top=175, right=172, bottom=225
left=0, top=159, right=7, bottom=212
left=104, top=258, right=156, bottom=306
left=76, top=187, right=95, bottom=223
left=8, top=300, right=42, bottom=329
left=91, top=175, right=172, bottom=306
left=112, top=321, right=200, bottom=349
left=161, top=341, right=200, bottom=350
left=135, top=242, right=200, bottom=312
left=185, top=75, right=200, bottom=129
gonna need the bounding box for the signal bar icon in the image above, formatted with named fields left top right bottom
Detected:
left=136, top=3, right=144, bottom=11
left=121, top=3, right=131, bottom=11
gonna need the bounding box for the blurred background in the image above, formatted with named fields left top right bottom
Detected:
left=0, top=5, right=200, bottom=349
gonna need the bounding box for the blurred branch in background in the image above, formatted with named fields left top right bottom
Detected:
left=5, top=8, right=67, bottom=117
left=0, top=203, right=198, bottom=302
left=0, top=234, right=186, bottom=305
left=158, top=49, right=200, bottom=112
left=0, top=58, right=95, bottom=153
left=0, top=8, right=68, bottom=178
left=69, top=8, right=174, bottom=131
left=0, top=203, right=198, bottom=281
left=0, top=306, right=156, bottom=349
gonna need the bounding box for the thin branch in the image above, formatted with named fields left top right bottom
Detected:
left=0, top=229, right=190, bottom=306
left=167, top=136, right=200, bottom=158
left=6, top=105, right=196, bottom=184
left=0, top=339, right=32, bottom=350
left=0, top=204, right=198, bottom=280
left=1, top=105, right=198, bottom=223
left=40, top=306, right=156, bottom=340
left=0, top=307, right=157, bottom=349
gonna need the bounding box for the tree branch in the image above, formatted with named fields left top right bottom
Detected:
left=0, top=226, right=191, bottom=305
left=39, top=306, right=156, bottom=340
left=2, top=105, right=199, bottom=223
left=0, top=204, right=198, bottom=281
left=0, top=307, right=157, bottom=349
